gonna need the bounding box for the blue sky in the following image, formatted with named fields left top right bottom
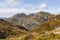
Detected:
left=0, top=0, right=60, bottom=18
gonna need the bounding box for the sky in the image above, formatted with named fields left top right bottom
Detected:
left=0, top=0, right=60, bottom=18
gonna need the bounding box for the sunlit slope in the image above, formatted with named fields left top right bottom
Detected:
left=32, top=14, right=60, bottom=32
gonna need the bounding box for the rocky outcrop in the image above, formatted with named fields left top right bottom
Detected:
left=7, top=11, right=54, bottom=30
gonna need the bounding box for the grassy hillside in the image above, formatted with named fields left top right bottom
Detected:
left=0, top=13, right=60, bottom=40
left=20, top=14, right=60, bottom=40
left=5, top=14, right=60, bottom=40
left=0, top=19, right=27, bottom=39
left=32, top=14, right=60, bottom=32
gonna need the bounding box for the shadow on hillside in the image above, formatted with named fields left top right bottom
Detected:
left=0, top=32, right=7, bottom=39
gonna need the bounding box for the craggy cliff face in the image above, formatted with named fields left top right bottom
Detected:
left=7, top=11, right=53, bottom=30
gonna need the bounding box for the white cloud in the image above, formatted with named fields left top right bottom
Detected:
left=0, top=0, right=39, bottom=14
left=31, top=7, right=35, bottom=10
left=0, top=0, right=22, bottom=7
left=0, top=8, right=24, bottom=13
left=0, top=8, right=28, bottom=18
left=40, top=3, right=47, bottom=9
left=5, top=0, right=20, bottom=6
left=25, top=7, right=35, bottom=11
left=0, top=7, right=41, bottom=15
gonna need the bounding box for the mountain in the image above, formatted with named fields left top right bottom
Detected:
left=13, top=13, right=27, bottom=18
left=32, top=14, right=60, bottom=32
left=7, top=11, right=54, bottom=30
left=21, top=14, right=60, bottom=40
left=7, top=13, right=27, bottom=26
left=0, top=19, right=27, bottom=39
left=0, top=12, right=60, bottom=40
left=27, top=13, right=35, bottom=17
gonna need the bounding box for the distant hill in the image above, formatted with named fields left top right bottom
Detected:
left=7, top=11, right=54, bottom=30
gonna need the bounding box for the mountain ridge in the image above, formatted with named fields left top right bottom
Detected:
left=7, top=11, right=54, bottom=30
